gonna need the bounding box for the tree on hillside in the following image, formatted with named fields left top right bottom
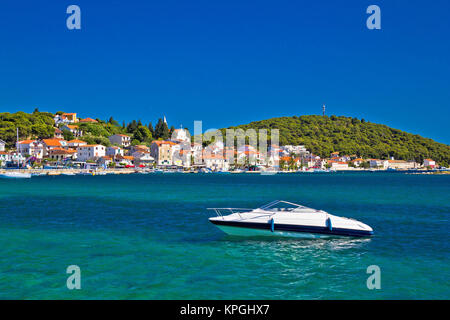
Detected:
left=62, top=129, right=74, bottom=141
left=148, top=122, right=154, bottom=136
left=127, top=120, right=138, bottom=134
left=108, top=117, right=119, bottom=127
left=133, top=125, right=153, bottom=144
left=154, top=118, right=169, bottom=140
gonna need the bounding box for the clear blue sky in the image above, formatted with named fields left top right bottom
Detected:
left=0, top=0, right=449, bottom=143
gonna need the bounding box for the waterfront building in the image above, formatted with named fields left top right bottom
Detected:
left=106, top=146, right=124, bottom=157
left=76, top=145, right=106, bottom=162
left=42, top=139, right=68, bottom=156
left=387, top=160, right=418, bottom=169
left=48, top=148, right=77, bottom=161
left=203, top=154, right=229, bottom=172
left=115, top=155, right=134, bottom=166
left=132, top=151, right=155, bottom=167
left=99, top=156, right=113, bottom=167
left=328, top=161, right=349, bottom=170
left=18, top=140, right=45, bottom=159
left=0, top=151, right=10, bottom=166
left=423, top=159, right=436, bottom=168
left=9, top=152, right=26, bottom=165
left=369, top=159, right=389, bottom=169
left=150, top=140, right=177, bottom=166
left=351, top=158, right=365, bottom=167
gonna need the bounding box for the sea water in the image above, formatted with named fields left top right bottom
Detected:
left=0, top=172, right=448, bottom=299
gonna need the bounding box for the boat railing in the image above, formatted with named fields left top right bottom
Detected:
left=207, top=208, right=253, bottom=219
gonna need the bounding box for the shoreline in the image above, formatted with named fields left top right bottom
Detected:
left=1, top=168, right=449, bottom=176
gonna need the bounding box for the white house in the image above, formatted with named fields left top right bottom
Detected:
left=328, top=161, right=349, bottom=170
left=109, top=134, right=131, bottom=147
left=0, top=139, right=6, bottom=152
left=191, top=143, right=203, bottom=165
left=61, top=124, right=83, bottom=137
left=282, top=145, right=309, bottom=156
left=115, top=155, right=134, bottom=166
left=369, top=159, right=389, bottom=169
left=99, top=156, right=113, bottom=167
left=351, top=158, right=365, bottom=167
left=387, top=160, right=418, bottom=169
left=67, top=139, right=87, bottom=148
left=54, top=114, right=70, bottom=126
left=48, top=148, right=77, bottom=161
left=106, top=146, right=124, bottom=157
left=203, top=154, right=229, bottom=172
left=54, top=128, right=64, bottom=139
left=18, top=140, right=45, bottom=159
left=132, top=151, right=154, bottom=167
left=77, top=145, right=106, bottom=162
left=9, top=152, right=26, bottom=165
left=423, top=159, right=436, bottom=168
left=0, top=151, right=11, bottom=166
left=42, top=139, right=68, bottom=157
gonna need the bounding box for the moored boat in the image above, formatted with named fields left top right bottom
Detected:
left=208, top=200, right=373, bottom=238
left=0, top=172, right=32, bottom=179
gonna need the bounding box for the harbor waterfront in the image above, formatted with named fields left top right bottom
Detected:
left=0, top=172, right=448, bottom=299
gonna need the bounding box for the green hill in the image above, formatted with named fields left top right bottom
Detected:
left=0, top=111, right=55, bottom=145
left=221, top=115, right=450, bottom=166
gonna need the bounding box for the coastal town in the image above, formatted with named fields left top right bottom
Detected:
left=0, top=112, right=444, bottom=175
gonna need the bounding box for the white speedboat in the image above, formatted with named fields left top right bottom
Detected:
left=0, top=172, right=32, bottom=179
left=208, top=200, right=373, bottom=238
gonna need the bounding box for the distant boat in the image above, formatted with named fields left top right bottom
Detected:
left=0, top=172, right=31, bottom=179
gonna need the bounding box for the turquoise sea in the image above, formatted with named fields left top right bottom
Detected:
left=0, top=172, right=448, bottom=299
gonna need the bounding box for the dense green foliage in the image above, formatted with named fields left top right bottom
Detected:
left=221, top=115, right=450, bottom=165
left=0, top=111, right=55, bottom=147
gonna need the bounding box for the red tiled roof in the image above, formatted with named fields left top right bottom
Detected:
left=43, top=139, right=63, bottom=147
left=19, top=140, right=35, bottom=144
left=79, top=118, right=98, bottom=123
left=67, top=139, right=86, bottom=144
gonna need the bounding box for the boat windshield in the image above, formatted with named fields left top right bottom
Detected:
left=259, top=200, right=315, bottom=212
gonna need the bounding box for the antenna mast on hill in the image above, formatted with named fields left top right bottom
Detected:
left=322, top=104, right=326, bottom=116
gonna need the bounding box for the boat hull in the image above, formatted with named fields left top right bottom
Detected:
left=210, top=219, right=373, bottom=238
left=0, top=173, right=31, bottom=179
left=215, top=224, right=334, bottom=238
